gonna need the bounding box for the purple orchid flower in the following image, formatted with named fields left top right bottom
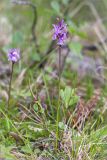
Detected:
left=52, top=19, right=68, bottom=46
left=8, top=48, right=20, bottom=63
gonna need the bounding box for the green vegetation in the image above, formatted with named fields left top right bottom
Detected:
left=0, top=0, right=107, bottom=159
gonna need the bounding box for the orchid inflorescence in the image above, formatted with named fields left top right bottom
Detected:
left=52, top=19, right=68, bottom=46
left=8, top=48, right=20, bottom=63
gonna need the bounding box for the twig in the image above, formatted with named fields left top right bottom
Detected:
left=28, top=43, right=56, bottom=69
left=12, top=0, right=39, bottom=52
left=63, top=0, right=73, bottom=16
left=38, top=41, right=56, bottom=68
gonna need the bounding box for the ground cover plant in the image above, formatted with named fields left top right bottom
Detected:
left=0, top=0, right=107, bottom=159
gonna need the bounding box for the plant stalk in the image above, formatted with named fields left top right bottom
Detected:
left=7, top=62, right=14, bottom=108
left=56, top=46, right=61, bottom=149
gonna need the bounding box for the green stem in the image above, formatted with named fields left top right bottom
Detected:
left=56, top=46, right=61, bottom=149
left=43, top=73, right=54, bottom=117
left=7, top=62, right=14, bottom=108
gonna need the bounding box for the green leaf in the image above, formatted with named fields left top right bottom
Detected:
left=60, top=87, right=79, bottom=108
left=0, top=145, right=15, bottom=159
left=59, top=122, right=65, bottom=130
left=21, top=144, right=32, bottom=154
left=5, top=118, right=10, bottom=132
left=90, top=126, right=107, bottom=142
left=64, top=87, right=72, bottom=107
left=60, top=89, right=65, bottom=100
left=33, top=104, right=38, bottom=112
